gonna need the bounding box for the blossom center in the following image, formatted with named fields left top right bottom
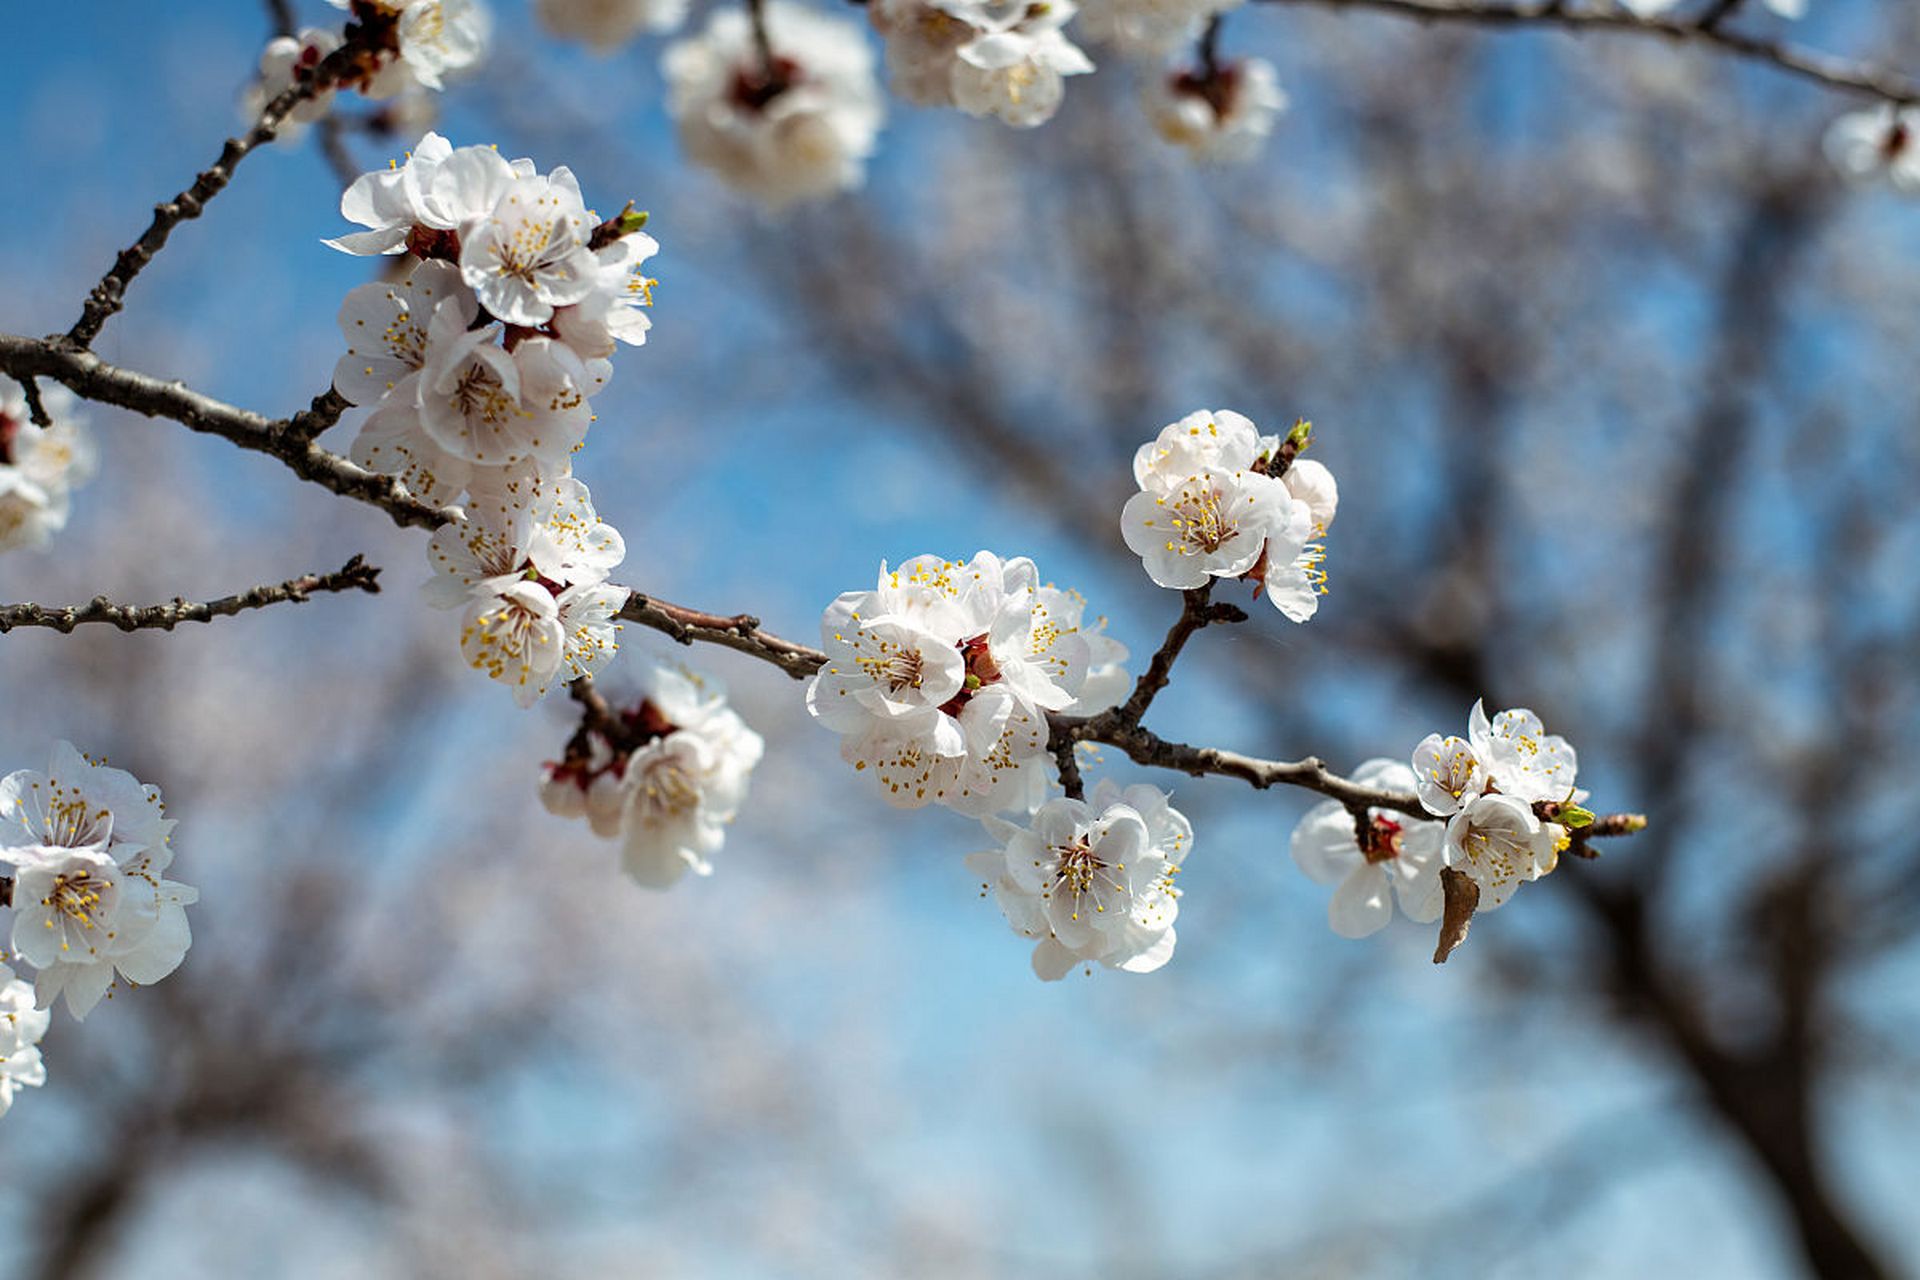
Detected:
left=1166, top=480, right=1236, bottom=554
left=632, top=757, right=700, bottom=822
left=41, top=789, right=111, bottom=849
left=46, top=869, right=106, bottom=932
left=1360, top=815, right=1403, bottom=864
left=730, top=57, right=802, bottom=112
left=1048, top=836, right=1126, bottom=921
left=1462, top=822, right=1529, bottom=879
left=450, top=364, right=517, bottom=425
left=936, top=634, right=1003, bottom=717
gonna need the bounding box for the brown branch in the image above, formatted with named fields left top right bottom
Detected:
left=283, top=387, right=353, bottom=445
left=747, top=0, right=778, bottom=77
left=18, top=376, right=51, bottom=427
left=0, top=335, right=446, bottom=530
left=66, top=38, right=375, bottom=347
left=1255, top=0, right=1920, bottom=103
left=265, top=0, right=298, bottom=38
left=0, top=557, right=382, bottom=635
left=0, top=329, right=1646, bottom=853
left=616, top=593, right=825, bottom=680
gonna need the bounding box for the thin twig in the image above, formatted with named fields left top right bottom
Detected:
left=18, top=377, right=51, bottom=428
left=1254, top=0, right=1920, bottom=103
left=616, top=593, right=825, bottom=679
left=265, top=0, right=298, bottom=38
left=1198, top=13, right=1225, bottom=80
left=66, top=38, right=375, bottom=347
left=282, top=387, right=352, bottom=445
left=0, top=556, right=382, bottom=635
left=747, top=0, right=778, bottom=76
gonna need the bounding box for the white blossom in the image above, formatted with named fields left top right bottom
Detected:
left=869, top=0, right=976, bottom=105
left=541, top=660, right=764, bottom=887
left=336, top=259, right=467, bottom=402
left=808, top=553, right=1098, bottom=815
left=948, top=25, right=1093, bottom=128
left=0, top=743, right=196, bottom=1020
left=1036, top=583, right=1130, bottom=714
left=0, top=966, right=48, bottom=1119
left=536, top=0, right=689, bottom=48
left=1121, top=463, right=1294, bottom=588
left=1467, top=699, right=1580, bottom=805
left=242, top=27, right=342, bottom=139
left=457, top=169, right=599, bottom=326
left=1290, top=760, right=1445, bottom=938
left=0, top=378, right=94, bottom=554
left=966, top=780, right=1190, bottom=980
left=416, top=303, right=607, bottom=468
left=325, top=132, right=523, bottom=256
left=1131, top=407, right=1262, bottom=487
left=873, top=0, right=1093, bottom=126
left=1824, top=105, right=1920, bottom=192
left=425, top=474, right=626, bottom=704
left=1445, top=792, right=1561, bottom=909
left=552, top=231, right=660, bottom=359
left=321, top=0, right=491, bottom=92
left=1122, top=409, right=1334, bottom=620
left=1145, top=57, right=1286, bottom=164
left=1409, top=733, right=1485, bottom=816
left=663, top=3, right=885, bottom=211
left=395, top=0, right=492, bottom=89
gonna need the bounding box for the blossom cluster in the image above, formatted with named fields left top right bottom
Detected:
left=1288, top=703, right=1583, bottom=939
left=806, top=552, right=1124, bottom=817
left=0, top=378, right=94, bottom=556
left=1121, top=409, right=1336, bottom=622
left=540, top=659, right=765, bottom=887
left=968, top=780, right=1190, bottom=979
left=1409, top=700, right=1581, bottom=905
left=805, top=553, right=1177, bottom=979
left=243, top=0, right=490, bottom=131
left=870, top=0, right=1094, bottom=128
left=0, top=744, right=198, bottom=1120
left=540, top=0, right=1302, bottom=210
left=327, top=132, right=658, bottom=702
left=424, top=475, right=628, bottom=705
left=663, top=2, right=885, bottom=211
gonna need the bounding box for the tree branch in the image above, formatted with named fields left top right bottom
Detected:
left=0, top=556, right=382, bottom=635
left=615, top=593, right=826, bottom=679
left=0, top=335, right=446, bottom=530
left=66, top=38, right=374, bottom=347
left=1255, top=0, right=1920, bottom=104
